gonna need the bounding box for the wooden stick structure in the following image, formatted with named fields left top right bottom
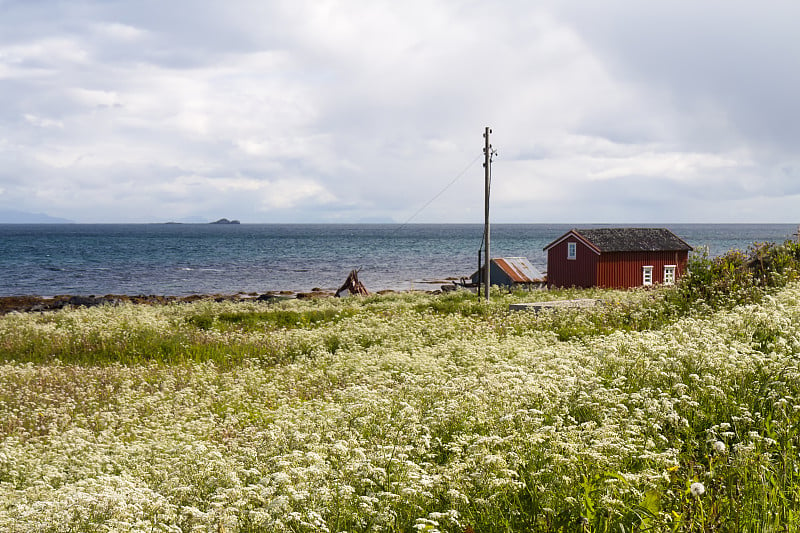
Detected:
left=335, top=269, right=370, bottom=297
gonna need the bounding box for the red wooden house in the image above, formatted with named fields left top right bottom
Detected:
left=544, top=228, right=692, bottom=289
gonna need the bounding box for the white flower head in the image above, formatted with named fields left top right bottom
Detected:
left=712, top=440, right=726, bottom=453
left=690, top=481, right=705, bottom=497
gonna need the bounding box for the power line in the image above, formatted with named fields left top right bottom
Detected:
left=394, top=153, right=483, bottom=233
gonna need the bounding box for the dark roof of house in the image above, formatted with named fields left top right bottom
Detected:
left=544, top=228, right=693, bottom=253
left=575, top=228, right=692, bottom=252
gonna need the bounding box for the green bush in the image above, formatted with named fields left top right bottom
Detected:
left=677, top=240, right=800, bottom=312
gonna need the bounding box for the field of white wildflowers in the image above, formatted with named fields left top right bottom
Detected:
left=1, top=283, right=800, bottom=532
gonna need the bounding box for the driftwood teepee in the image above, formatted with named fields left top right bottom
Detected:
left=335, top=269, right=370, bottom=297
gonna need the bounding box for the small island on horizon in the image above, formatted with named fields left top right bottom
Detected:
left=162, top=218, right=241, bottom=225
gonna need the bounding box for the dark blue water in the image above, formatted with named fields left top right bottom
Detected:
left=0, top=223, right=796, bottom=296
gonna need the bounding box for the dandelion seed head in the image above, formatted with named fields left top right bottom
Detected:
left=690, top=482, right=705, bottom=497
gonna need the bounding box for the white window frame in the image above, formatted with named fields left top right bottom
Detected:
left=567, top=242, right=577, bottom=260
left=664, top=265, right=676, bottom=285
left=642, top=265, right=653, bottom=286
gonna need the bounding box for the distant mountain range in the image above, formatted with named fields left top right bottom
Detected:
left=0, top=210, right=248, bottom=224
left=0, top=209, right=73, bottom=223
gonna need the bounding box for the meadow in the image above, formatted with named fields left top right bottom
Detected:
left=2, top=243, right=800, bottom=532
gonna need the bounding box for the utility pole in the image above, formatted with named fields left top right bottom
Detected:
left=483, top=127, right=493, bottom=302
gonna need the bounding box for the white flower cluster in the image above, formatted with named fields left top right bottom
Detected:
left=1, top=284, right=800, bottom=529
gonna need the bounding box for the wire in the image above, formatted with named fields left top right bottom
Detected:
left=393, top=152, right=483, bottom=233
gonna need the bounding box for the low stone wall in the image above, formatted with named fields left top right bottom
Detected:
left=509, top=299, right=601, bottom=312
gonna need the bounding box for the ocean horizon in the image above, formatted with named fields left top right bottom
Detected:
left=1, top=223, right=796, bottom=297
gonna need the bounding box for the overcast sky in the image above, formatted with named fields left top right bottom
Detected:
left=1, top=0, right=798, bottom=223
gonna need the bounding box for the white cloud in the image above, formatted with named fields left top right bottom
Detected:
left=69, top=88, right=121, bottom=108
left=584, top=151, right=746, bottom=182
left=91, top=22, right=146, bottom=41
left=2, top=37, right=89, bottom=66
left=23, top=113, right=63, bottom=129
left=260, top=179, right=338, bottom=209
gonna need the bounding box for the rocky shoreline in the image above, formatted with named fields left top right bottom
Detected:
left=0, top=292, right=336, bottom=315
left=0, top=273, right=466, bottom=314
left=0, top=285, right=456, bottom=315
left=0, top=294, right=227, bottom=315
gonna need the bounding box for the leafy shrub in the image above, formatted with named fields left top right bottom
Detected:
left=676, top=240, right=800, bottom=313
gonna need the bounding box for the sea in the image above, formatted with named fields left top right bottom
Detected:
left=0, top=223, right=797, bottom=297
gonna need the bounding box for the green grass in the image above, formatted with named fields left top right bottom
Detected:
left=187, top=307, right=359, bottom=332
left=4, top=241, right=800, bottom=531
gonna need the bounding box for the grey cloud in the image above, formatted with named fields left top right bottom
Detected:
left=2, top=0, right=800, bottom=222
left=552, top=2, right=800, bottom=149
